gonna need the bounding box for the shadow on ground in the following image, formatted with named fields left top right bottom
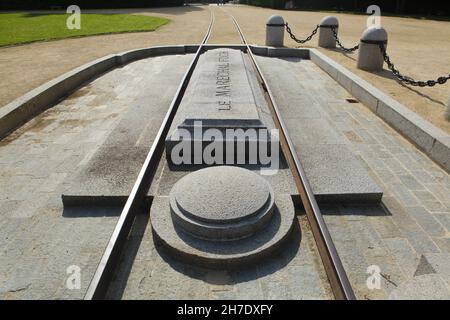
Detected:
left=155, top=220, right=302, bottom=283
left=106, top=213, right=301, bottom=299
left=319, top=202, right=390, bottom=217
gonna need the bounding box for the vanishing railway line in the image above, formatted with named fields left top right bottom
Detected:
left=83, top=7, right=215, bottom=300
left=84, top=7, right=356, bottom=300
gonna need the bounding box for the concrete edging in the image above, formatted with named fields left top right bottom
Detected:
left=0, top=44, right=309, bottom=140
left=1, top=44, right=448, bottom=173
left=309, top=48, right=450, bottom=173
left=0, top=45, right=187, bottom=140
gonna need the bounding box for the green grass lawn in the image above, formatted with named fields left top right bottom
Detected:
left=0, top=13, right=170, bottom=46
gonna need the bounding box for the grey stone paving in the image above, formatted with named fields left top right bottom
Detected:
left=1, top=52, right=449, bottom=300
left=173, top=49, right=262, bottom=125
left=0, top=54, right=192, bottom=299
left=257, top=56, right=383, bottom=203
left=62, top=54, right=194, bottom=205
left=165, top=49, right=271, bottom=166
left=257, top=56, right=450, bottom=299
left=107, top=212, right=332, bottom=300
left=112, top=118, right=330, bottom=301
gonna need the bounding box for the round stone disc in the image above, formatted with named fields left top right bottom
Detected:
left=171, top=166, right=272, bottom=224
left=151, top=193, right=296, bottom=269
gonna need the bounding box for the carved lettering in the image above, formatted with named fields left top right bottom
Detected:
left=216, top=51, right=231, bottom=109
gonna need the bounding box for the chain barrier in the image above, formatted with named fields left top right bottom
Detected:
left=331, top=27, right=359, bottom=53
left=284, top=23, right=449, bottom=87
left=285, top=23, right=319, bottom=44
left=379, top=44, right=450, bottom=87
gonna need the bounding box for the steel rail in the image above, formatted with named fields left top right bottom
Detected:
left=226, top=11, right=356, bottom=300
left=83, top=9, right=215, bottom=300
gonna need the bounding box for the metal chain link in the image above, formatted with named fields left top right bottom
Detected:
left=379, top=44, right=450, bottom=87
left=285, top=23, right=319, bottom=44
left=284, top=23, right=449, bottom=87
left=331, top=27, right=359, bottom=53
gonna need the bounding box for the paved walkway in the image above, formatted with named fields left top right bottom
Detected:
left=0, top=54, right=191, bottom=299
left=259, top=56, right=450, bottom=299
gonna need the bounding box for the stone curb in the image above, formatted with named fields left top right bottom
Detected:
left=309, top=48, right=450, bottom=173
left=0, top=45, right=188, bottom=140
left=0, top=44, right=306, bottom=140
left=1, top=44, right=447, bottom=174
left=0, top=44, right=262, bottom=140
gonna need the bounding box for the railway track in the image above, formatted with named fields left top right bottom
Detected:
left=224, top=8, right=355, bottom=300
left=84, top=6, right=356, bottom=300
left=83, top=8, right=215, bottom=300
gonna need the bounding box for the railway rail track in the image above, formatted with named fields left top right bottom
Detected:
left=84, top=6, right=356, bottom=300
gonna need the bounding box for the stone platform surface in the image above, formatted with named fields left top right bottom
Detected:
left=165, top=48, right=270, bottom=166
left=0, top=54, right=192, bottom=299
left=61, top=54, right=194, bottom=206
left=0, top=51, right=449, bottom=300
left=107, top=209, right=332, bottom=300
left=257, top=56, right=382, bottom=203
left=108, top=142, right=330, bottom=298
left=256, top=56, right=450, bottom=299
left=63, top=48, right=381, bottom=204
left=173, top=49, right=262, bottom=125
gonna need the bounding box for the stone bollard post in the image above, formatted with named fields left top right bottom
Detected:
left=266, top=15, right=285, bottom=47
left=357, top=26, right=388, bottom=71
left=318, top=16, right=338, bottom=48
left=445, top=96, right=450, bottom=121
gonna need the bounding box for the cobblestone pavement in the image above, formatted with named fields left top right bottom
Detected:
left=0, top=54, right=192, bottom=299
left=258, top=56, right=450, bottom=300
left=1, top=52, right=449, bottom=300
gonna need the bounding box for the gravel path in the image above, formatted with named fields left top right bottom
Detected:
left=0, top=6, right=210, bottom=108
left=224, top=5, right=450, bottom=133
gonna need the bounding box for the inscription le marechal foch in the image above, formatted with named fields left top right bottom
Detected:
left=216, top=51, right=231, bottom=110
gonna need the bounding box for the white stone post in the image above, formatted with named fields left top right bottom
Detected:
left=266, top=15, right=285, bottom=47
left=357, top=26, right=388, bottom=71
left=318, top=16, right=338, bottom=48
